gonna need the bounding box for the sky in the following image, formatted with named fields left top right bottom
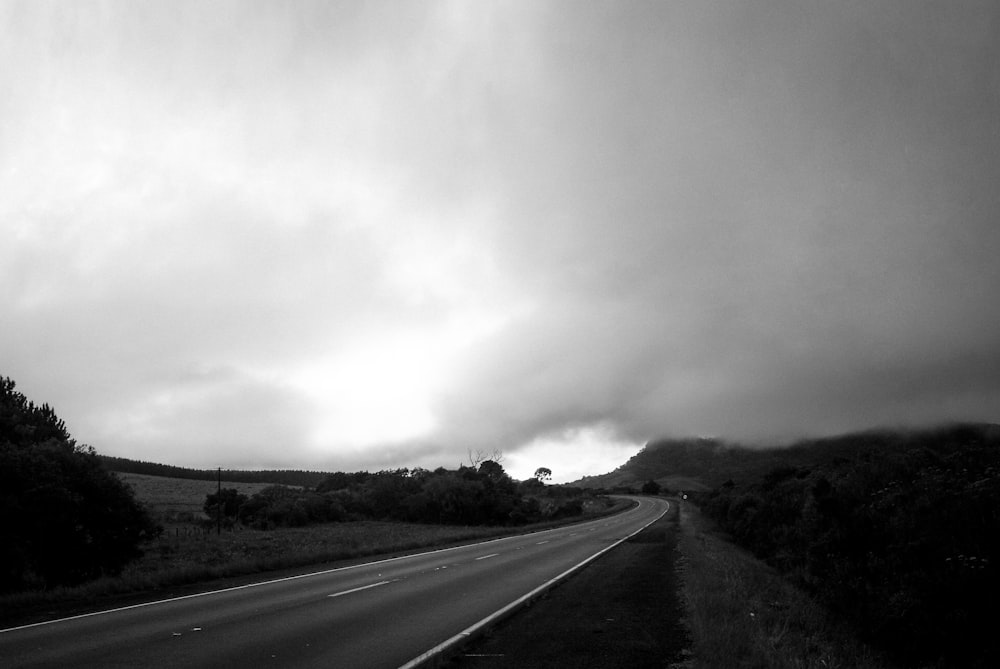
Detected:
left=3, top=1, right=999, bottom=483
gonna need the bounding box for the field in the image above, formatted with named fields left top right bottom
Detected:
left=115, top=472, right=280, bottom=523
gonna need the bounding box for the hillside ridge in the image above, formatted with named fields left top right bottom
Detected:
left=575, top=422, right=1000, bottom=491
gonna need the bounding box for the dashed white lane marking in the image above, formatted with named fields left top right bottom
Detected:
left=327, top=580, right=393, bottom=598
left=536, top=540, right=549, bottom=545
left=475, top=553, right=500, bottom=561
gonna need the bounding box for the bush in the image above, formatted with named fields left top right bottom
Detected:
left=641, top=480, right=661, bottom=495
left=236, top=486, right=347, bottom=528
left=204, top=488, right=249, bottom=520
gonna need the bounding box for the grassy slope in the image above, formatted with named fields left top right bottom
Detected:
left=675, top=500, right=890, bottom=669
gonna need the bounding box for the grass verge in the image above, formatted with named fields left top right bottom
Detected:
left=0, top=500, right=632, bottom=628
left=674, top=501, right=891, bottom=669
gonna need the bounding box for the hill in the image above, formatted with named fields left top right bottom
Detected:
left=575, top=422, right=1000, bottom=492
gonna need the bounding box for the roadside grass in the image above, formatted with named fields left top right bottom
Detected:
left=674, top=501, right=891, bottom=669
left=0, top=522, right=514, bottom=614
left=1, top=495, right=632, bottom=627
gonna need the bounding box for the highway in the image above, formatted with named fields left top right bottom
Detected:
left=1, top=496, right=669, bottom=668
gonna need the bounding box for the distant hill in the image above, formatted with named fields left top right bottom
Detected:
left=98, top=455, right=329, bottom=488
left=575, top=422, right=1000, bottom=491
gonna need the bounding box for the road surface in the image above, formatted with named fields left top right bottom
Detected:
left=1, top=496, right=669, bottom=668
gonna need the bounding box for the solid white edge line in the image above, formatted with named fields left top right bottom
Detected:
left=1, top=498, right=641, bottom=635
left=396, top=497, right=669, bottom=669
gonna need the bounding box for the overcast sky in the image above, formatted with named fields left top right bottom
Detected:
left=3, top=1, right=999, bottom=482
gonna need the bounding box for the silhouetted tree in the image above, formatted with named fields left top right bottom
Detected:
left=1, top=376, right=160, bottom=592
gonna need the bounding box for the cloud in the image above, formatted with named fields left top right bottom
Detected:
left=85, top=365, right=318, bottom=469
left=3, top=1, right=999, bottom=478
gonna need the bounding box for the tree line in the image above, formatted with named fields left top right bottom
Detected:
left=206, top=464, right=594, bottom=529
left=98, top=454, right=328, bottom=488
left=695, top=423, right=1000, bottom=668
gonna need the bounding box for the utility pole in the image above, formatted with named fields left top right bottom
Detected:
left=217, top=466, right=222, bottom=536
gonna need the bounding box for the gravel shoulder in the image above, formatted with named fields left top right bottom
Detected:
left=448, top=498, right=687, bottom=668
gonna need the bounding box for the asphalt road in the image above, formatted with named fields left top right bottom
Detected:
left=1, top=497, right=669, bottom=669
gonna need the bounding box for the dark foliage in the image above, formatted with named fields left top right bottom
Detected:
left=228, top=460, right=596, bottom=529
left=203, top=488, right=249, bottom=522
left=1, top=376, right=161, bottom=593
left=236, top=485, right=346, bottom=528
left=699, top=424, right=1000, bottom=668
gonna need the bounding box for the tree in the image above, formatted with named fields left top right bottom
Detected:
left=533, top=467, right=553, bottom=483
left=477, top=459, right=516, bottom=494
left=641, top=480, right=661, bottom=495
left=204, top=488, right=248, bottom=520
left=468, top=448, right=504, bottom=467
left=1, top=376, right=161, bottom=592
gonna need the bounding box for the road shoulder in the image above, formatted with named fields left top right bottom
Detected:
left=449, top=499, right=687, bottom=668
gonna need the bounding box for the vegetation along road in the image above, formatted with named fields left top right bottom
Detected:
left=0, top=497, right=668, bottom=669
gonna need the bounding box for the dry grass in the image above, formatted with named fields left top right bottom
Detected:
left=127, top=521, right=517, bottom=583
left=114, top=472, right=278, bottom=523
left=674, top=501, right=892, bottom=669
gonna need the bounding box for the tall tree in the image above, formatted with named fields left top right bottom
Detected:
left=1, top=376, right=161, bottom=592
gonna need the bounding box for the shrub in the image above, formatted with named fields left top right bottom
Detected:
left=204, top=488, right=249, bottom=520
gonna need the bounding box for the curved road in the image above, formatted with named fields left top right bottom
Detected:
left=1, top=496, right=669, bottom=668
